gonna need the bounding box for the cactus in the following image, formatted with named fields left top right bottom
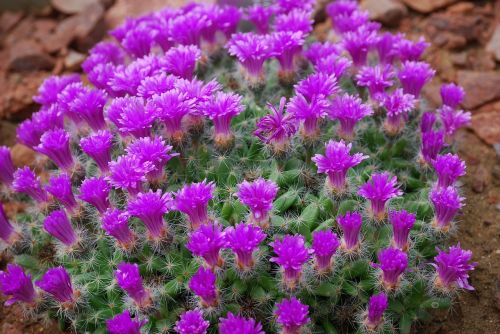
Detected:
left=0, top=1, right=477, bottom=333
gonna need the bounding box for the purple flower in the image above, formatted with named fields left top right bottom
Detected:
left=440, top=83, right=465, bottom=109
left=0, top=203, right=15, bottom=243
left=381, top=89, right=417, bottom=135
left=312, top=230, right=340, bottom=272
left=432, top=154, right=466, bottom=188
left=188, top=267, right=218, bottom=307
left=333, top=10, right=371, bottom=34
left=287, top=94, right=330, bottom=139
left=268, top=31, right=305, bottom=75
left=304, top=41, right=342, bottom=66
left=107, top=310, right=147, bottom=334
left=274, top=9, right=313, bottom=36
left=395, top=36, right=429, bottom=62
left=327, top=94, right=373, bottom=140
left=0, top=264, right=36, bottom=306
left=45, top=174, right=78, bottom=212
left=80, top=130, right=113, bottom=173
left=126, top=137, right=178, bottom=183
left=170, top=11, right=206, bottom=46
left=254, top=97, right=297, bottom=154
left=236, top=178, right=279, bottom=227
left=101, top=208, right=135, bottom=248
left=389, top=210, right=415, bottom=251
left=365, top=293, right=388, bottom=330
left=69, top=87, right=108, bottom=131
left=358, top=172, right=403, bottom=221
left=438, top=106, right=471, bottom=139
left=186, top=222, right=227, bottom=268
left=376, top=32, right=402, bottom=64
left=17, top=119, right=43, bottom=149
left=35, top=267, right=75, bottom=303
left=107, top=155, right=153, bottom=196
left=107, top=97, right=156, bottom=138
left=200, top=92, right=244, bottom=147
left=225, top=223, right=266, bottom=270
left=430, top=186, right=464, bottom=231
left=109, top=56, right=166, bottom=96
left=246, top=5, right=274, bottom=34
left=337, top=211, right=363, bottom=251
left=216, top=5, right=241, bottom=40
left=270, top=235, right=309, bottom=289
left=275, top=297, right=310, bottom=334
left=420, top=111, right=436, bottom=133
left=312, top=140, right=368, bottom=193
left=57, top=83, right=86, bottom=124
left=86, top=63, right=117, bottom=94
left=356, top=65, right=395, bottom=99
left=175, top=78, right=222, bottom=106
left=0, top=146, right=15, bottom=186
left=295, top=73, right=338, bottom=102
left=219, top=312, right=264, bottom=334
left=137, top=73, right=177, bottom=99
left=433, top=244, right=477, bottom=291
left=43, top=210, right=77, bottom=247
left=33, top=74, right=80, bottom=106
left=12, top=167, right=48, bottom=203
left=398, top=61, right=435, bottom=97
left=315, top=55, right=353, bottom=80
left=36, top=129, right=74, bottom=171
left=115, top=262, right=151, bottom=307
left=164, top=45, right=201, bottom=80
left=226, top=32, right=275, bottom=80
left=82, top=42, right=124, bottom=74
left=275, top=0, right=314, bottom=14
left=326, top=1, right=358, bottom=22
left=420, top=130, right=445, bottom=164
left=376, top=247, right=408, bottom=289
left=128, top=190, right=173, bottom=239
left=343, top=26, right=378, bottom=66
left=175, top=309, right=209, bottom=334
left=78, top=177, right=111, bottom=214
left=174, top=180, right=215, bottom=229
left=17, top=106, right=64, bottom=149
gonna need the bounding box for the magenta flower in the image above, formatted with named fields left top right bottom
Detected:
left=433, top=244, right=477, bottom=291
left=120, top=24, right=157, bottom=58
left=137, top=73, right=177, bottom=99
left=420, top=111, right=436, bottom=133
left=312, top=230, right=340, bottom=272
left=274, top=9, right=313, bottom=36
left=376, top=32, right=402, bottom=64
left=430, top=186, right=464, bottom=231
left=170, top=11, right=206, bottom=46
left=376, top=247, right=408, bottom=290
left=287, top=94, right=330, bottom=140
left=395, top=36, right=429, bottom=62
left=107, top=97, right=156, bottom=138
left=128, top=190, right=173, bottom=240
left=356, top=65, right=395, bottom=99
left=69, top=87, right=108, bottom=131
left=107, top=155, right=153, bottom=196
left=440, top=83, right=465, bottom=109
left=57, top=83, right=86, bottom=124
left=365, top=293, right=388, bottom=330
left=389, top=210, right=415, bottom=251
left=304, top=41, right=342, bottom=66
left=115, top=262, right=151, bottom=307
left=327, top=94, right=373, bottom=140
left=236, top=178, right=279, bottom=227
left=80, top=130, right=113, bottom=173
left=326, top=1, right=358, bottom=23
left=36, top=129, right=74, bottom=171
left=337, top=211, right=363, bottom=251
left=334, top=10, right=372, bottom=35
left=82, top=42, right=124, bottom=73
left=186, top=222, right=227, bottom=268
left=295, top=73, right=338, bottom=102
left=200, top=91, right=244, bottom=147
left=358, top=172, right=403, bottom=221
left=216, top=5, right=241, bottom=40
left=174, top=78, right=221, bottom=106
left=0, top=146, right=15, bottom=186
left=175, top=309, right=209, bottom=334
left=246, top=5, right=274, bottom=34
left=270, top=234, right=309, bottom=289
left=312, top=140, right=369, bottom=193
left=35, top=267, right=75, bottom=303
left=432, top=153, right=466, bottom=188
left=188, top=267, right=218, bottom=307
left=43, top=210, right=77, bottom=247
left=101, top=208, right=135, bottom=248
left=225, top=223, right=266, bottom=270
left=269, top=31, right=305, bottom=76
left=33, top=74, right=80, bottom=106
left=85, top=63, right=117, bottom=94
left=381, top=89, right=417, bottom=135
left=164, top=45, right=201, bottom=80
left=420, top=130, right=445, bottom=164
left=12, top=167, right=48, bottom=203
left=174, top=180, right=215, bottom=229
left=398, top=61, right=435, bottom=97
left=438, top=106, right=471, bottom=139
left=343, top=26, right=378, bottom=66
left=126, top=137, right=178, bottom=183
left=275, top=0, right=314, bottom=13
left=219, top=312, right=264, bottom=334
left=275, top=297, right=310, bottom=334
left=17, top=106, right=64, bottom=149
left=0, top=203, right=15, bottom=243
left=45, top=174, right=78, bottom=212
left=315, top=55, right=353, bottom=80
left=78, top=177, right=110, bottom=214
left=107, top=310, right=147, bottom=334
left=0, top=264, right=36, bottom=306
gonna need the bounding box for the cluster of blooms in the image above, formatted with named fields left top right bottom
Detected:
left=0, top=0, right=477, bottom=333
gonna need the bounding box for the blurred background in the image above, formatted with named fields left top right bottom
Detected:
left=0, top=0, right=499, bottom=333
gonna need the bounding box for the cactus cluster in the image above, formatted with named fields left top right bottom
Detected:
left=0, top=1, right=476, bottom=333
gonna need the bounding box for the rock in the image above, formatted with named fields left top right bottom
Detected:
left=64, top=50, right=86, bottom=70
left=401, top=0, right=458, bottom=13
left=4, top=16, right=36, bottom=46
left=51, top=0, right=100, bottom=14
left=471, top=164, right=491, bottom=193
left=471, top=110, right=500, bottom=145
left=0, top=72, right=47, bottom=120
left=7, top=39, right=55, bottom=72
left=467, top=49, right=496, bottom=71
left=10, top=143, right=36, bottom=168
left=0, top=121, right=17, bottom=146
left=486, top=25, right=500, bottom=62
left=422, top=82, right=442, bottom=108
left=447, top=2, right=475, bottom=14
left=450, top=51, right=468, bottom=67
left=495, top=278, right=500, bottom=311
left=457, top=71, right=500, bottom=109
left=0, top=11, right=24, bottom=33
left=360, top=0, right=407, bottom=27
